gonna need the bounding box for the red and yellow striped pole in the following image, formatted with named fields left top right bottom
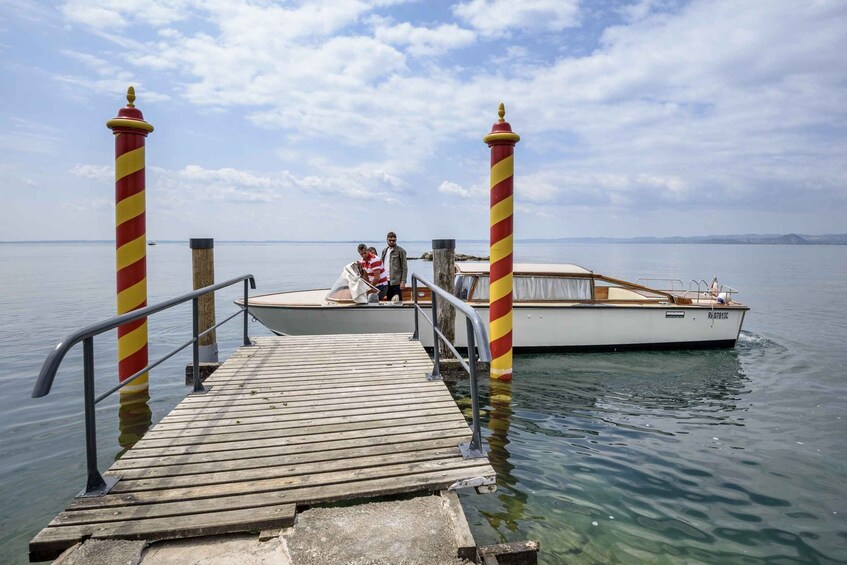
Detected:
left=484, top=103, right=520, bottom=381
left=107, top=87, right=154, bottom=395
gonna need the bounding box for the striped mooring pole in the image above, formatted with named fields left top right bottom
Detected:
left=483, top=103, right=520, bottom=381
left=106, top=87, right=154, bottom=395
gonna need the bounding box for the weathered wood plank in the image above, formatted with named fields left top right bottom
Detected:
left=174, top=379, right=442, bottom=397
left=59, top=463, right=495, bottom=519
left=69, top=458, right=492, bottom=510
left=117, top=420, right=471, bottom=460
left=203, top=366, right=433, bottom=382
left=110, top=447, right=462, bottom=493
left=123, top=413, right=465, bottom=449
left=140, top=405, right=461, bottom=441
left=113, top=435, right=469, bottom=478
left=172, top=382, right=444, bottom=407
left=31, top=504, right=296, bottom=561
left=160, top=390, right=454, bottom=420
left=152, top=400, right=460, bottom=431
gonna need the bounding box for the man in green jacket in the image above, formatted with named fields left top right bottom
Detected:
left=380, top=231, right=408, bottom=302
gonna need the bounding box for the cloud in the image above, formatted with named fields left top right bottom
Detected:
left=453, top=0, right=581, bottom=35
left=60, top=0, right=191, bottom=29
left=150, top=163, right=406, bottom=206
left=439, top=180, right=471, bottom=198
left=373, top=21, right=476, bottom=56
left=62, top=198, right=112, bottom=212
left=30, top=0, right=847, bottom=237
left=70, top=164, right=112, bottom=180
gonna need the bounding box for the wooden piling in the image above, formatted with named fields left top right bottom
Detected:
left=432, top=239, right=455, bottom=360
left=190, top=238, right=217, bottom=362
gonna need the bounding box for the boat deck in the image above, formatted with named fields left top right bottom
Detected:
left=29, top=334, right=496, bottom=561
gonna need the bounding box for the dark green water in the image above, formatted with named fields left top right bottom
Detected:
left=1, top=242, right=845, bottom=563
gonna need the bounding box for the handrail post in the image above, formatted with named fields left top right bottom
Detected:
left=427, top=291, right=441, bottom=380
left=410, top=276, right=419, bottom=341
left=459, top=318, right=485, bottom=458
left=81, top=338, right=110, bottom=496
left=243, top=279, right=251, bottom=346
left=191, top=297, right=204, bottom=393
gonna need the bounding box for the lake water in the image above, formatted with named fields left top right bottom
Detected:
left=0, top=242, right=845, bottom=563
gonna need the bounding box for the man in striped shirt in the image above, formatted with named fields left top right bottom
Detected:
left=357, top=243, right=388, bottom=300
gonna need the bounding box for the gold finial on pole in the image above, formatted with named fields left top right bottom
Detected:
left=498, top=102, right=505, bottom=122
left=126, top=86, right=136, bottom=108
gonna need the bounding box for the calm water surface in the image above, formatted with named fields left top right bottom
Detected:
left=0, top=242, right=845, bottom=563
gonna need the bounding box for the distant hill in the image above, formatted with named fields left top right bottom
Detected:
left=521, top=233, right=847, bottom=245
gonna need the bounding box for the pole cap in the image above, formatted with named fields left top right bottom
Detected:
left=190, top=238, right=214, bottom=249
left=107, top=86, right=154, bottom=135
left=432, top=239, right=456, bottom=250
left=483, top=103, right=520, bottom=146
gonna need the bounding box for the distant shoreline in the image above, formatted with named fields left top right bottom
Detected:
left=2, top=234, right=845, bottom=245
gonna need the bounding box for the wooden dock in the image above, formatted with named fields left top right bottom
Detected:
left=30, top=333, right=496, bottom=561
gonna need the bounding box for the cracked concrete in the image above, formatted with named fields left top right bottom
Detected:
left=127, top=494, right=470, bottom=565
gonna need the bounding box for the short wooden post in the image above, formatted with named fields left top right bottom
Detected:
left=432, top=239, right=455, bottom=359
left=185, top=238, right=220, bottom=386
left=191, top=238, right=218, bottom=362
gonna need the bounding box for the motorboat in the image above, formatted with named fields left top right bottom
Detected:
left=238, top=263, right=749, bottom=351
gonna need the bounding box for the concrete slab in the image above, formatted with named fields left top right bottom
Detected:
left=140, top=533, right=291, bottom=565
left=113, top=493, right=476, bottom=565
left=55, top=539, right=145, bottom=565
left=284, top=495, right=471, bottom=565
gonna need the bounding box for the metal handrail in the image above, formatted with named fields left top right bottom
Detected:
left=684, top=279, right=739, bottom=304
left=409, top=273, right=490, bottom=459
left=31, top=274, right=256, bottom=497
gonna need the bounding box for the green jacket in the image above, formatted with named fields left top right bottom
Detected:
left=380, top=245, right=408, bottom=285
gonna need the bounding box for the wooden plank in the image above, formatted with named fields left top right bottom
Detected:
left=31, top=504, right=296, bottom=561
left=56, top=460, right=493, bottom=525
left=159, top=396, right=454, bottom=423
left=140, top=405, right=461, bottom=440
left=174, top=379, right=441, bottom=397
left=204, top=365, right=432, bottom=381
left=151, top=400, right=460, bottom=431
left=125, top=413, right=465, bottom=449
left=109, top=447, right=462, bottom=494
left=117, top=420, right=471, bottom=460
left=113, top=435, right=469, bottom=479
left=160, top=390, right=455, bottom=419
left=200, top=373, right=434, bottom=390
left=68, top=458, right=492, bottom=511
left=173, top=382, right=444, bottom=406
left=205, top=349, right=432, bottom=368
left=214, top=351, right=429, bottom=363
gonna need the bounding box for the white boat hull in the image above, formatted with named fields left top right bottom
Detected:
left=246, top=300, right=747, bottom=351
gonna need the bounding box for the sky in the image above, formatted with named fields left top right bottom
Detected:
left=0, top=0, right=845, bottom=241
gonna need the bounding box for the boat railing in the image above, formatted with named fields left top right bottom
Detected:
left=634, top=278, right=685, bottom=292
left=31, top=274, right=257, bottom=497
left=685, top=279, right=739, bottom=303
left=409, top=273, right=490, bottom=460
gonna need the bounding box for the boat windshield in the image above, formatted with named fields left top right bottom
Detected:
left=454, top=275, right=473, bottom=300
left=471, top=276, right=592, bottom=301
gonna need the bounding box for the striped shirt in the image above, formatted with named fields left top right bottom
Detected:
left=360, top=253, right=388, bottom=286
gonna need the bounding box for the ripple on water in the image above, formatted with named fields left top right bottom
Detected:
left=453, top=334, right=847, bottom=563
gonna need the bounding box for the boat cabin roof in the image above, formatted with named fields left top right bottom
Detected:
left=455, top=262, right=593, bottom=276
